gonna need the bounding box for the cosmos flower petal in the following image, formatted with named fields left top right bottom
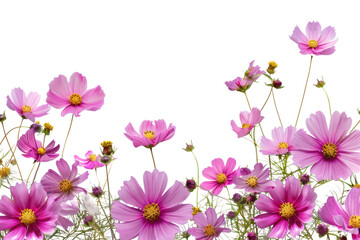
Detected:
left=3, top=225, right=27, bottom=240
left=161, top=204, right=192, bottom=224
left=254, top=213, right=281, bottom=228
left=69, top=72, right=87, bottom=95
left=144, top=169, right=168, bottom=203
left=153, top=220, right=180, bottom=240
left=306, top=21, right=321, bottom=40
left=329, top=111, right=352, bottom=143
left=345, top=188, right=360, bottom=216
left=268, top=219, right=289, bottom=238
left=159, top=181, right=190, bottom=208
left=311, top=158, right=352, bottom=181
left=319, top=196, right=349, bottom=228
left=116, top=219, right=145, bottom=240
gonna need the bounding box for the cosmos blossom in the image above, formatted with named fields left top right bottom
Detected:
left=74, top=150, right=104, bottom=169
left=319, top=187, right=360, bottom=238
left=111, top=169, right=192, bottom=240
left=290, top=21, right=337, bottom=55
left=260, top=126, right=297, bottom=155
left=231, top=108, right=264, bottom=138
left=254, top=177, right=317, bottom=239
left=292, top=111, right=360, bottom=181
left=17, top=129, right=60, bottom=162
left=6, top=87, right=50, bottom=122
left=0, top=182, right=58, bottom=240
left=233, top=163, right=274, bottom=193
left=40, top=158, right=89, bottom=201
left=46, top=72, right=105, bottom=117
left=187, top=207, right=231, bottom=239
left=225, top=76, right=254, bottom=93
left=245, top=60, right=266, bottom=81
left=124, top=119, right=176, bottom=148
left=200, top=158, right=236, bottom=196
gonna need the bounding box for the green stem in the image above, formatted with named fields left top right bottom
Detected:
left=61, top=114, right=74, bottom=158
left=98, top=198, right=116, bottom=240
left=268, top=156, right=273, bottom=180
left=191, top=151, right=200, bottom=208
left=31, top=162, right=41, bottom=186
left=350, top=120, right=360, bottom=134
left=149, top=147, right=157, bottom=169
left=1, top=122, right=23, bottom=181
left=271, top=88, right=283, bottom=128
left=26, top=163, right=36, bottom=185
left=105, top=164, right=116, bottom=240
left=295, top=55, right=314, bottom=127
left=322, top=87, right=332, bottom=117
left=261, top=87, right=273, bottom=111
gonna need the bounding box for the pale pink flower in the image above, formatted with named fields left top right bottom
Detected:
left=231, top=108, right=264, bottom=138
left=260, top=126, right=297, bottom=155
left=290, top=21, right=337, bottom=55
left=74, top=150, right=104, bottom=169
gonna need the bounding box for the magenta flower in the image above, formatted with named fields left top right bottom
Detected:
left=231, top=108, right=264, bottom=138
left=46, top=72, right=105, bottom=117
left=41, top=158, right=89, bottom=201
left=319, top=187, right=360, bottom=237
left=245, top=60, right=265, bottom=81
left=187, top=207, right=231, bottom=239
left=290, top=21, right=337, bottom=55
left=124, top=119, right=176, bottom=148
left=6, top=87, right=50, bottom=122
left=225, top=76, right=254, bottom=93
left=111, top=169, right=192, bottom=240
left=260, top=126, right=297, bottom=155
left=74, top=150, right=104, bottom=169
left=254, top=177, right=317, bottom=239
left=0, top=182, right=58, bottom=240
left=200, top=158, right=236, bottom=196
left=233, top=163, right=274, bottom=193
left=292, top=111, right=360, bottom=181
left=17, top=129, right=60, bottom=162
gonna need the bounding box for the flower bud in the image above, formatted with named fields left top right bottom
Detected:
left=267, top=61, right=278, bottom=75
left=340, top=236, right=347, bottom=240
left=314, top=79, right=326, bottom=88
left=185, top=179, right=196, bottom=192
left=246, top=193, right=256, bottom=203
left=316, top=223, right=328, bottom=237
left=247, top=231, right=257, bottom=240
left=10, top=159, right=17, bottom=165
left=232, top=193, right=242, bottom=203
left=273, top=79, right=282, bottom=89
left=43, top=122, right=53, bottom=136
left=101, top=141, right=114, bottom=155
left=30, top=122, right=42, bottom=133
left=0, top=112, right=6, bottom=122
left=300, top=174, right=310, bottom=185
left=227, top=211, right=236, bottom=219
left=100, top=155, right=111, bottom=164
left=83, top=215, right=94, bottom=226
left=183, top=142, right=195, bottom=152
left=92, top=186, right=103, bottom=198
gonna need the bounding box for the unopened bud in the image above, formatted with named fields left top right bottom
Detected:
left=227, top=211, right=236, bottom=219
left=183, top=142, right=195, bottom=152
left=300, top=174, right=310, bottom=185
left=273, top=79, right=282, bottom=89
left=83, top=215, right=94, bottom=226
left=267, top=61, right=278, bottom=74
left=232, top=193, right=242, bottom=203
left=314, top=79, right=326, bottom=88
left=247, top=231, right=257, bottom=240
left=0, top=112, right=6, bottom=122
left=101, top=141, right=114, bottom=155
left=316, top=223, right=328, bottom=237
left=92, top=186, right=103, bottom=198
left=185, top=179, right=196, bottom=192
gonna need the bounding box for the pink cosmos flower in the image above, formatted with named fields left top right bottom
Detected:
left=200, top=158, right=236, bottom=196
left=260, top=126, right=297, bottom=155
left=225, top=76, right=254, bottom=93
left=254, top=177, right=317, bottom=239
left=0, top=182, right=58, bottom=240
left=6, top=87, right=50, bottom=122
left=46, top=72, right=105, bottom=117
left=231, top=108, right=264, bottom=138
left=245, top=60, right=265, bottom=81
left=292, top=111, right=360, bottom=181
left=319, top=187, right=360, bottom=238
left=17, top=129, right=60, bottom=162
left=74, top=150, right=104, bottom=169
left=290, top=21, right=337, bottom=55
left=233, top=163, right=274, bottom=193
left=187, top=207, right=231, bottom=239
left=124, top=119, right=176, bottom=148
left=41, top=158, right=89, bottom=201
left=111, top=169, right=192, bottom=240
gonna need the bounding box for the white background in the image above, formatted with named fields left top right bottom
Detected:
left=1, top=1, right=360, bottom=238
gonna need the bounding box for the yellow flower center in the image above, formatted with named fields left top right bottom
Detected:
left=143, top=130, right=155, bottom=140
left=246, top=176, right=258, bottom=187
left=59, top=179, right=72, bottom=192
left=0, top=167, right=10, bottom=178
left=322, top=143, right=338, bottom=159
left=279, top=202, right=295, bottom=218
left=353, top=184, right=360, bottom=188
left=204, top=224, right=217, bottom=236
left=268, top=61, right=278, bottom=68
left=308, top=39, right=318, bottom=48
left=278, top=142, right=289, bottom=149
left=192, top=207, right=201, bottom=216
left=89, top=154, right=97, bottom=162
left=19, top=208, right=36, bottom=226
left=350, top=215, right=360, bottom=228
left=216, top=173, right=227, bottom=184
left=37, top=147, right=46, bottom=155
left=44, top=122, right=53, bottom=131
left=22, top=105, right=32, bottom=113
left=143, top=203, right=160, bottom=222
left=242, top=123, right=251, bottom=129
left=69, top=93, right=82, bottom=105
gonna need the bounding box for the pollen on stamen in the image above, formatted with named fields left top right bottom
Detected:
left=144, top=130, right=155, bottom=140
left=69, top=93, right=82, bottom=105
left=278, top=142, right=289, bottom=149
left=242, top=123, right=251, bottom=129
left=22, top=105, right=32, bottom=113
left=59, top=179, right=72, bottom=192
left=308, top=39, right=318, bottom=48
left=37, top=147, right=46, bottom=155
left=204, top=224, right=217, bottom=236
